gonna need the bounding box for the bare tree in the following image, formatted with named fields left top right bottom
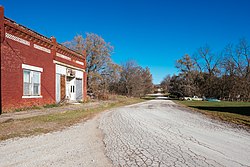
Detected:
left=196, top=45, right=220, bottom=75
left=169, top=38, right=250, bottom=101
left=142, top=67, right=154, bottom=95
left=63, top=33, right=120, bottom=99
left=175, top=54, right=200, bottom=96
left=222, top=39, right=250, bottom=101
left=160, top=75, right=171, bottom=93
left=176, top=54, right=196, bottom=73
left=116, top=61, right=153, bottom=97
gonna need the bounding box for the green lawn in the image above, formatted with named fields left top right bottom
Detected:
left=176, top=100, right=250, bottom=128
left=179, top=100, right=250, bottom=107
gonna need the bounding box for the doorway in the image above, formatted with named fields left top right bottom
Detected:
left=66, top=77, right=76, bottom=101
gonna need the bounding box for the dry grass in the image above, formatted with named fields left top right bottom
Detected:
left=0, top=98, right=145, bottom=141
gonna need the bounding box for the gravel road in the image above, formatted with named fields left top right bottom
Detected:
left=100, top=100, right=250, bottom=167
left=0, top=115, right=112, bottom=167
left=1, top=100, right=250, bottom=167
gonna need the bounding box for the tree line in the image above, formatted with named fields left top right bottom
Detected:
left=64, top=33, right=154, bottom=99
left=161, top=39, right=250, bottom=101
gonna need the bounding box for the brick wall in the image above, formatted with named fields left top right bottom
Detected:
left=1, top=38, right=55, bottom=111
left=0, top=7, right=86, bottom=112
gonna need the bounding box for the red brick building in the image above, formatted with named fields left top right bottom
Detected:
left=0, top=6, right=87, bottom=112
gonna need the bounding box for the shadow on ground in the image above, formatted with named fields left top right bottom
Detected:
left=192, top=106, right=250, bottom=116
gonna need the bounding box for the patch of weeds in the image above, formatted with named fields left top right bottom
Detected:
left=13, top=105, right=41, bottom=112
left=43, top=103, right=60, bottom=108
left=14, top=108, right=22, bottom=112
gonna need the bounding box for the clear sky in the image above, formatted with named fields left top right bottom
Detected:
left=1, top=0, right=250, bottom=84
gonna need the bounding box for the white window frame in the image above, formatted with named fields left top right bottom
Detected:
left=22, top=64, right=43, bottom=99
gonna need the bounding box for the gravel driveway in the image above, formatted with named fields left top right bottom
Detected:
left=1, top=100, right=250, bottom=167
left=100, top=100, right=250, bottom=166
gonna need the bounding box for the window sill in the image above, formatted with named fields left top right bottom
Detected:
left=22, top=95, right=43, bottom=99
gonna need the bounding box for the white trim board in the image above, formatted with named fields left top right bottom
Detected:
left=22, top=64, right=43, bottom=72
left=76, top=60, right=84, bottom=65
left=6, top=33, right=30, bottom=46
left=53, top=60, right=85, bottom=72
left=34, top=44, right=51, bottom=53
left=22, top=95, right=43, bottom=99
left=56, top=52, right=71, bottom=61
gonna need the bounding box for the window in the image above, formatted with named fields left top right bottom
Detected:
left=23, top=70, right=41, bottom=96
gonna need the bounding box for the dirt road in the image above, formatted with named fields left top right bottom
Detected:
left=1, top=100, right=250, bottom=166
left=100, top=100, right=250, bottom=166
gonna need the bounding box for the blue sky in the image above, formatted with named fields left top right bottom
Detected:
left=1, top=0, right=250, bottom=84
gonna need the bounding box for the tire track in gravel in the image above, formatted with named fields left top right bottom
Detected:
left=100, top=100, right=250, bottom=167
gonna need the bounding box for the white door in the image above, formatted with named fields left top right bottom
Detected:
left=69, top=78, right=76, bottom=101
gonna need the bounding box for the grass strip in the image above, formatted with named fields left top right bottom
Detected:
left=175, top=100, right=250, bottom=128
left=0, top=98, right=145, bottom=141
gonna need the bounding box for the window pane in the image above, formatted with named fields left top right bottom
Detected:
left=33, top=84, right=40, bottom=95
left=23, top=71, right=30, bottom=83
left=33, top=72, right=40, bottom=84
left=24, top=83, right=31, bottom=95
